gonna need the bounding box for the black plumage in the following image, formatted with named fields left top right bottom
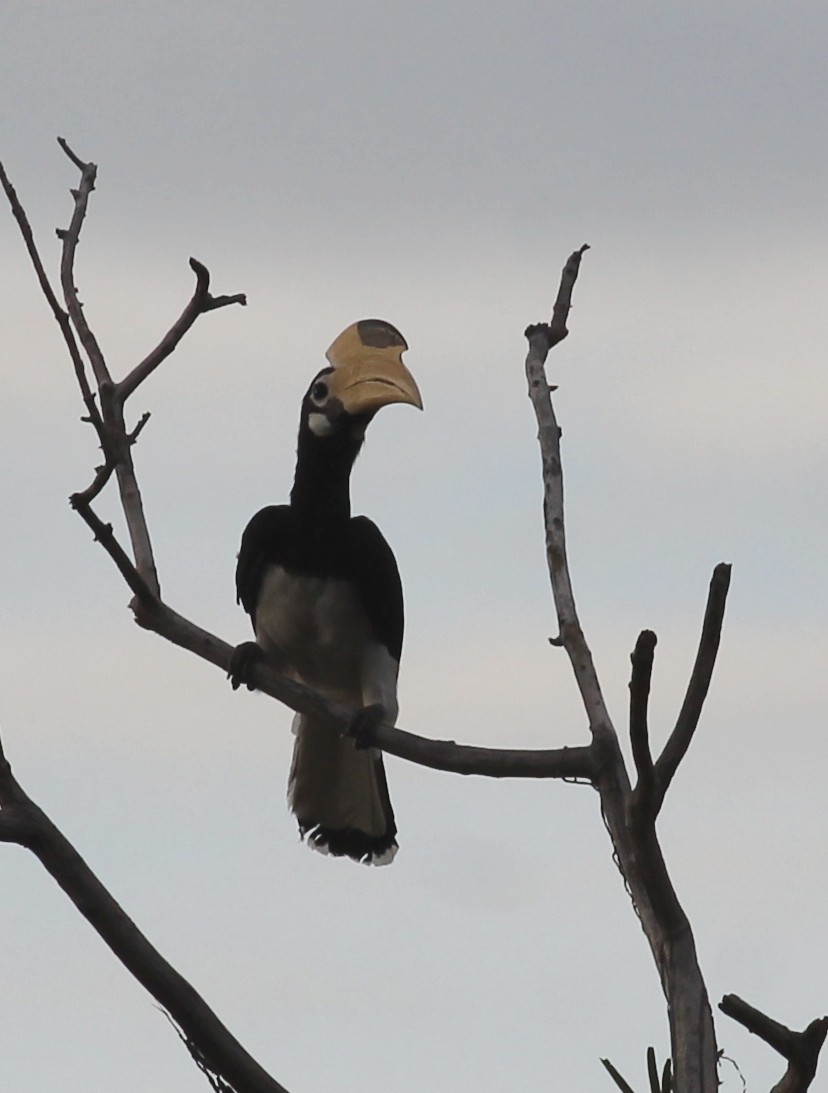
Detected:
left=237, top=507, right=404, bottom=663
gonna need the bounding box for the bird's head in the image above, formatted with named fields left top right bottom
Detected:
left=301, top=319, right=422, bottom=442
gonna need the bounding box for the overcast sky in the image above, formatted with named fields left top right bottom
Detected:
left=1, top=3, right=826, bottom=1091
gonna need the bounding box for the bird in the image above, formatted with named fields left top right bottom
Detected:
left=230, top=318, right=422, bottom=865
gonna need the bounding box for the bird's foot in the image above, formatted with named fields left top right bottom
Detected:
left=228, top=641, right=263, bottom=691
left=348, top=703, right=386, bottom=749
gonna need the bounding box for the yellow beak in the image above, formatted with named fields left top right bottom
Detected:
left=325, top=320, right=423, bottom=415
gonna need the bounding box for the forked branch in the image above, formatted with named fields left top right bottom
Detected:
left=524, top=247, right=725, bottom=1090
left=720, top=995, right=827, bottom=1093
left=117, top=257, right=247, bottom=403
left=51, top=139, right=246, bottom=595
left=0, top=157, right=104, bottom=447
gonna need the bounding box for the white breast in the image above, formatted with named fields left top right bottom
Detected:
left=254, top=565, right=375, bottom=699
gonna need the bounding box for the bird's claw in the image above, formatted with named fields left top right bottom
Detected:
left=348, top=703, right=386, bottom=749
left=228, top=641, right=263, bottom=691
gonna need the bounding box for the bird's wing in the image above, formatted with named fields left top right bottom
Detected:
left=347, top=515, right=405, bottom=662
left=235, top=505, right=295, bottom=625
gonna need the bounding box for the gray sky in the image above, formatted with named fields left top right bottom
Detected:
left=2, top=2, right=826, bottom=1090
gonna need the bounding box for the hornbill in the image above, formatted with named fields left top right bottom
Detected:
left=230, top=319, right=422, bottom=865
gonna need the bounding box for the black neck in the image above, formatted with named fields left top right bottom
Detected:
left=289, top=424, right=364, bottom=530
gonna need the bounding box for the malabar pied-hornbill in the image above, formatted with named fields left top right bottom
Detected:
left=230, top=319, right=422, bottom=865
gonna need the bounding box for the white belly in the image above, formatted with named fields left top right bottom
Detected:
left=254, top=566, right=375, bottom=699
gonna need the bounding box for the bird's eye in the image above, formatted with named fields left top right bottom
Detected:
left=311, top=381, right=328, bottom=403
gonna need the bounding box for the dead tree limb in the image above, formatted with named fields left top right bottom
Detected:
left=0, top=728, right=288, bottom=1093
left=656, top=564, right=731, bottom=808
left=629, top=628, right=657, bottom=808
left=719, top=995, right=827, bottom=1093
left=525, top=248, right=727, bottom=1092
left=117, top=256, right=246, bottom=403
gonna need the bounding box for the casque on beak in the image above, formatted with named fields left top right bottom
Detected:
left=325, top=319, right=423, bottom=416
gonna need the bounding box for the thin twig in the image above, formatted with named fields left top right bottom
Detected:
left=655, top=563, right=731, bottom=805
left=0, top=158, right=105, bottom=444
left=72, top=457, right=118, bottom=508
left=56, top=138, right=111, bottom=389
left=70, top=495, right=158, bottom=609
left=57, top=136, right=87, bottom=172
left=548, top=243, right=590, bottom=346
left=203, top=292, right=248, bottom=312
left=117, top=258, right=246, bottom=404
left=160, top=1011, right=237, bottom=1093
left=128, top=410, right=151, bottom=446
left=629, top=629, right=657, bottom=808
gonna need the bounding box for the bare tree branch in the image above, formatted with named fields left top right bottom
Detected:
left=136, top=591, right=600, bottom=780
left=655, top=562, right=731, bottom=805
left=628, top=629, right=657, bottom=811
left=50, top=140, right=165, bottom=592
left=524, top=246, right=614, bottom=743
left=128, top=409, right=152, bottom=445
left=548, top=243, right=590, bottom=346
left=720, top=995, right=827, bottom=1093
left=356, top=730, right=597, bottom=780
left=70, top=495, right=159, bottom=609
left=47, top=144, right=243, bottom=599
left=523, top=253, right=725, bottom=1092
left=56, top=138, right=110, bottom=388
left=0, top=731, right=289, bottom=1093
left=0, top=157, right=105, bottom=447
left=56, top=135, right=87, bottom=172
left=117, top=257, right=246, bottom=404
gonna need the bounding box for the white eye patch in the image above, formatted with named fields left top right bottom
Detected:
left=308, top=412, right=335, bottom=437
